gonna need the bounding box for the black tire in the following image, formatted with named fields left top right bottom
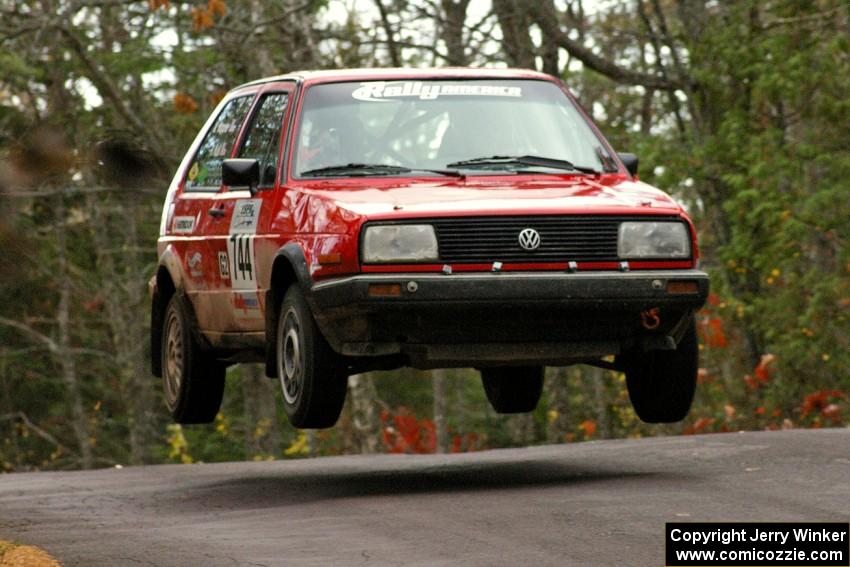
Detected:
left=276, top=286, right=348, bottom=428
left=161, top=295, right=226, bottom=424
left=620, top=319, right=699, bottom=423
left=480, top=366, right=544, bottom=414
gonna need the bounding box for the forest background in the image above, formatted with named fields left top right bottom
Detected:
left=0, top=0, right=847, bottom=470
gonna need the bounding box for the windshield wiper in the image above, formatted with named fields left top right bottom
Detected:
left=300, top=163, right=464, bottom=178
left=301, top=163, right=408, bottom=177
left=445, top=155, right=600, bottom=175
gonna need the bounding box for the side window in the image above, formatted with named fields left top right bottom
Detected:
left=185, top=95, right=254, bottom=190
left=238, top=93, right=289, bottom=187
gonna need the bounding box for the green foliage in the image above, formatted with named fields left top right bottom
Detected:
left=1, top=0, right=848, bottom=471
left=575, top=0, right=850, bottom=437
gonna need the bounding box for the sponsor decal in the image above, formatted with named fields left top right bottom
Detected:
left=227, top=199, right=261, bottom=291
left=218, top=251, right=230, bottom=279
left=233, top=291, right=261, bottom=318
left=214, top=119, right=240, bottom=135
left=195, top=164, right=209, bottom=185
left=351, top=81, right=523, bottom=102
left=228, top=234, right=254, bottom=290
left=187, top=251, right=203, bottom=277
left=172, top=215, right=195, bottom=234
left=187, top=162, right=199, bottom=181
left=229, top=199, right=261, bottom=234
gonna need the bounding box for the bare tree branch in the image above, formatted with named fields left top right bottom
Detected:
left=204, top=1, right=314, bottom=36
left=0, top=317, right=59, bottom=354
left=58, top=25, right=167, bottom=166
left=374, top=0, right=402, bottom=66
left=1, top=411, right=76, bottom=457
left=760, top=4, right=846, bottom=30
left=5, top=185, right=163, bottom=198
left=529, top=0, right=691, bottom=91
left=637, top=0, right=687, bottom=137
left=2, top=412, right=109, bottom=470
left=321, top=32, right=458, bottom=66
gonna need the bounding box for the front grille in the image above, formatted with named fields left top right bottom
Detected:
left=429, top=215, right=678, bottom=264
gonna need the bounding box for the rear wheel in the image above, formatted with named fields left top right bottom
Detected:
left=276, top=286, right=348, bottom=428
left=161, top=295, right=225, bottom=424
left=620, top=319, right=698, bottom=423
left=480, top=366, right=544, bottom=414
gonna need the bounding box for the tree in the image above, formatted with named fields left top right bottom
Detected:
left=1, top=0, right=847, bottom=469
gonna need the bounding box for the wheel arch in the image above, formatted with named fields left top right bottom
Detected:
left=150, top=264, right=177, bottom=377
left=265, top=242, right=313, bottom=377
left=151, top=247, right=190, bottom=377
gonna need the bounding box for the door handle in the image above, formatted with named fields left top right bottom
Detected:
left=208, top=207, right=225, bottom=218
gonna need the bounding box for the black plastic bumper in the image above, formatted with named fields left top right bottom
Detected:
left=309, top=270, right=709, bottom=368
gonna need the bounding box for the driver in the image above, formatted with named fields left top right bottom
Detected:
left=297, top=108, right=367, bottom=173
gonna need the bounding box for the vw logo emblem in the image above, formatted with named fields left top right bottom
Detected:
left=518, top=228, right=541, bottom=251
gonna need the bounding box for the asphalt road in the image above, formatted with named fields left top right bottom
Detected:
left=0, top=429, right=848, bottom=567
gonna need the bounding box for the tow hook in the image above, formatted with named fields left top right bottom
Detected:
left=641, top=308, right=661, bottom=330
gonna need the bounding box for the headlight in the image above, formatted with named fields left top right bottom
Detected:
left=618, top=221, right=690, bottom=259
left=362, top=224, right=439, bottom=263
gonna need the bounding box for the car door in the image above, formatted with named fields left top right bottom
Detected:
left=204, top=84, right=295, bottom=339
left=167, top=93, right=256, bottom=332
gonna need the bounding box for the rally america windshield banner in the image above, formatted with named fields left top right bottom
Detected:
left=352, top=81, right=522, bottom=102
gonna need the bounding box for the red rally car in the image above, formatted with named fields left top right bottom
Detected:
left=150, top=68, right=709, bottom=429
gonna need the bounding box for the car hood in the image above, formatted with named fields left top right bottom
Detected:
left=295, top=176, right=683, bottom=219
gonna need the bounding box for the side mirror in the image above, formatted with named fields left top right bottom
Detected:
left=618, top=153, right=639, bottom=177
left=222, top=158, right=259, bottom=194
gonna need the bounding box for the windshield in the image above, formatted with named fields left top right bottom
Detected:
left=293, top=79, right=617, bottom=177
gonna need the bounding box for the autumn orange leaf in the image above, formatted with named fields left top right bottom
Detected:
left=173, top=93, right=198, bottom=114
left=800, top=390, right=844, bottom=418
left=450, top=432, right=483, bottom=453
left=683, top=417, right=715, bottom=435
left=191, top=7, right=214, bottom=32
left=208, top=89, right=227, bottom=107
left=698, top=316, right=728, bottom=348
left=578, top=419, right=597, bottom=438
left=754, top=353, right=776, bottom=383
left=380, top=407, right=437, bottom=454
left=81, top=299, right=103, bottom=312
left=208, top=0, right=226, bottom=17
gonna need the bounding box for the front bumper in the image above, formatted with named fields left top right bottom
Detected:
left=309, top=270, right=709, bottom=368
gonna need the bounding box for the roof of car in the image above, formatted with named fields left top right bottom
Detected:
left=235, top=67, right=557, bottom=90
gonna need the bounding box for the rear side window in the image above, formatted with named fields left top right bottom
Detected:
left=238, top=93, right=289, bottom=187
left=185, top=95, right=254, bottom=190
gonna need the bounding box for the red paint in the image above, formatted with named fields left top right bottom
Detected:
left=155, top=68, right=702, bottom=341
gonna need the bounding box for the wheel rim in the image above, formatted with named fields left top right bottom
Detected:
left=163, top=309, right=183, bottom=408
left=278, top=307, right=304, bottom=405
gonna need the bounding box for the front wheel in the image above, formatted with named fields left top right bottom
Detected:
left=480, top=366, right=544, bottom=414
left=161, top=295, right=226, bottom=424
left=619, top=319, right=699, bottom=423
left=276, top=286, right=348, bottom=428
